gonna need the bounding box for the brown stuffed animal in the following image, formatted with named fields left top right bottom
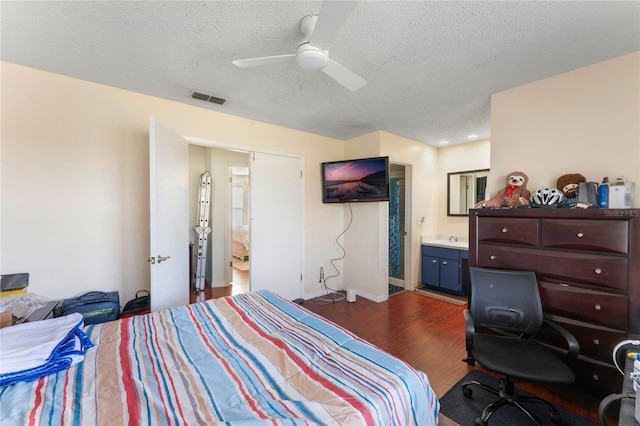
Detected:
left=556, top=173, right=586, bottom=199
left=475, top=171, right=531, bottom=208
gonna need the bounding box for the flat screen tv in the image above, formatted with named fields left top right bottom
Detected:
left=321, top=156, right=390, bottom=203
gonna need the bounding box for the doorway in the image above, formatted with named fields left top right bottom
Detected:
left=187, top=144, right=303, bottom=301
left=188, top=145, right=250, bottom=296
left=153, top=120, right=304, bottom=305
left=388, top=163, right=407, bottom=295
left=230, top=166, right=250, bottom=295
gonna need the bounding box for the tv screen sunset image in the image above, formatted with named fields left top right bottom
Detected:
left=323, top=157, right=389, bottom=203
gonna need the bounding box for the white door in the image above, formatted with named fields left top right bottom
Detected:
left=149, top=117, right=190, bottom=311
left=249, top=152, right=303, bottom=301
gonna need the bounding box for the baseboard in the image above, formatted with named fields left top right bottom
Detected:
left=305, top=287, right=387, bottom=304
left=388, top=277, right=404, bottom=287
left=415, top=288, right=467, bottom=305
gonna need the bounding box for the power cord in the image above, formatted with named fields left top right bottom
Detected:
left=316, top=203, right=353, bottom=304
left=612, top=339, right=640, bottom=375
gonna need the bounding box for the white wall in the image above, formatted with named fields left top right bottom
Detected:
left=437, top=139, right=491, bottom=237
left=2, top=66, right=150, bottom=303
left=336, top=131, right=439, bottom=301
left=341, top=133, right=384, bottom=301
left=0, top=62, right=344, bottom=303
left=491, top=52, right=640, bottom=199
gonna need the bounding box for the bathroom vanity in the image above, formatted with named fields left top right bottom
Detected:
left=421, top=237, right=469, bottom=296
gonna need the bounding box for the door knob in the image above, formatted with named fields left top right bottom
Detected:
left=158, top=255, right=171, bottom=263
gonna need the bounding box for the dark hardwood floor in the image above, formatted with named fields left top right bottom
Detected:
left=191, top=286, right=607, bottom=424
left=190, top=267, right=249, bottom=303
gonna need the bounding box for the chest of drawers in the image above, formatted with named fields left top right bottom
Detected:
left=469, top=208, right=640, bottom=394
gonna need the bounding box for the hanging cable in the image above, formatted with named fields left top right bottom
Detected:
left=316, top=203, right=353, bottom=304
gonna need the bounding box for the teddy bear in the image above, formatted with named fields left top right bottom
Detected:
left=475, top=171, right=531, bottom=208
left=556, top=173, right=586, bottom=208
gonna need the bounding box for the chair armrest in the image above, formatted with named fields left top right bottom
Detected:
left=541, top=319, right=580, bottom=361
left=462, top=309, right=476, bottom=365
left=463, top=309, right=474, bottom=351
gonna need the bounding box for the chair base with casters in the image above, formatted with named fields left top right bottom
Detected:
left=461, top=375, right=563, bottom=425
left=462, top=267, right=580, bottom=426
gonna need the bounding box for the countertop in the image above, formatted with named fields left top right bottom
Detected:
left=421, top=236, right=469, bottom=250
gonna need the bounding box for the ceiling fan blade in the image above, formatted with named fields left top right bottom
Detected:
left=322, top=58, right=366, bottom=91
left=232, top=54, right=296, bottom=68
left=309, top=0, right=357, bottom=50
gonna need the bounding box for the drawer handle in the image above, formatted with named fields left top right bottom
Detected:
left=593, top=339, right=600, bottom=345
left=592, top=374, right=599, bottom=381
left=594, top=305, right=601, bottom=311
left=490, top=255, right=496, bottom=260
left=594, top=268, right=602, bottom=275
left=576, top=232, right=584, bottom=238
left=432, top=259, right=437, bottom=263
left=442, top=261, right=448, bottom=265
left=501, top=227, right=509, bottom=233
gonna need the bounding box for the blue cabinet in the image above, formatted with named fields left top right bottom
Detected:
left=421, top=245, right=468, bottom=295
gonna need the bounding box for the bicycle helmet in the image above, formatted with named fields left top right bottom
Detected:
left=530, top=187, right=565, bottom=208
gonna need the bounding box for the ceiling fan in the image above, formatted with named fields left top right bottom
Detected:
left=232, top=0, right=366, bottom=92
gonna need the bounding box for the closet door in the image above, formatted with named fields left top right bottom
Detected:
left=249, top=152, right=303, bottom=301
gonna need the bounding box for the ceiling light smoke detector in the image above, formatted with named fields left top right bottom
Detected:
left=296, top=44, right=329, bottom=71
left=439, top=140, right=450, bottom=145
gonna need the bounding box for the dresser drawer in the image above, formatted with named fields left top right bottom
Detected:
left=569, top=355, right=622, bottom=395
left=541, top=219, right=629, bottom=254
left=538, top=281, right=628, bottom=330
left=539, top=315, right=628, bottom=361
left=477, top=244, right=628, bottom=290
left=477, top=218, right=538, bottom=246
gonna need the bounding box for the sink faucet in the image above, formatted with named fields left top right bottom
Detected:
left=449, top=236, right=458, bottom=242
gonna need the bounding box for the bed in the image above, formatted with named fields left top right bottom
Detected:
left=0, top=290, right=439, bottom=425
left=233, top=225, right=250, bottom=260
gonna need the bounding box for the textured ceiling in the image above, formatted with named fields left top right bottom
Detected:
left=2, top=1, right=639, bottom=146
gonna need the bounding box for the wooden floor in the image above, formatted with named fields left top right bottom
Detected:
left=190, top=267, right=249, bottom=303
left=191, top=287, right=606, bottom=424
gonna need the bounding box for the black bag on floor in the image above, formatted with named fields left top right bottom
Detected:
left=121, top=290, right=150, bottom=318
left=61, top=291, right=120, bottom=325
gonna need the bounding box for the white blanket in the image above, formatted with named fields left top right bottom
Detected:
left=0, top=312, right=93, bottom=386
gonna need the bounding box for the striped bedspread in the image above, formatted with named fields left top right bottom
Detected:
left=0, top=290, right=439, bottom=425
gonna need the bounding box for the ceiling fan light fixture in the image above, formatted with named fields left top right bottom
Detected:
left=231, top=2, right=364, bottom=90
left=296, top=45, right=329, bottom=71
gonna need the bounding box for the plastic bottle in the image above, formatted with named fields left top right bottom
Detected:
left=630, top=352, right=640, bottom=423
left=636, top=369, right=640, bottom=424
left=598, top=177, right=609, bottom=208
left=634, top=355, right=639, bottom=392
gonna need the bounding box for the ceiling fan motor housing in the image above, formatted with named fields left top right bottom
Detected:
left=296, top=44, right=328, bottom=71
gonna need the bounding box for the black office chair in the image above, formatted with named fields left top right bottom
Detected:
left=462, top=267, right=579, bottom=425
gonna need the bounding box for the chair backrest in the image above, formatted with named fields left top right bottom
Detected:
left=469, top=267, right=543, bottom=336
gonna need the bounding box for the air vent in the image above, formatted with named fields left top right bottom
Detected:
left=190, top=91, right=226, bottom=105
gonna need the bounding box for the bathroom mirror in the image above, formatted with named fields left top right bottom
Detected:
left=447, top=169, right=490, bottom=216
